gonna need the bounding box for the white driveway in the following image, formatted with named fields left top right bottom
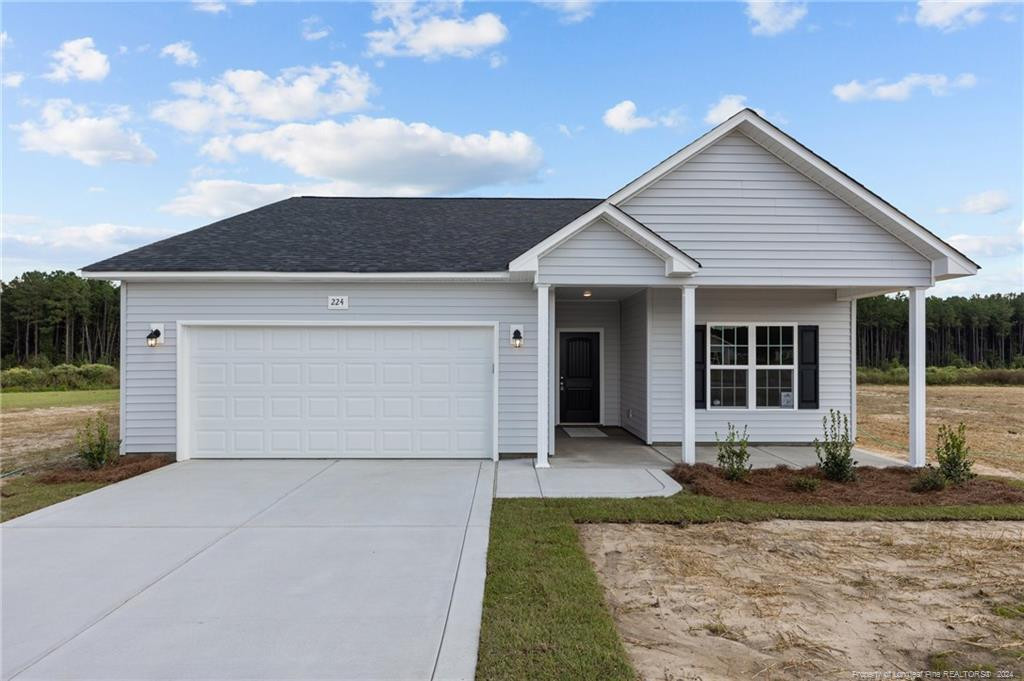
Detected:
left=2, top=459, right=493, bottom=681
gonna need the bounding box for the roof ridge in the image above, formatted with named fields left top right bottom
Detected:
left=293, top=196, right=602, bottom=201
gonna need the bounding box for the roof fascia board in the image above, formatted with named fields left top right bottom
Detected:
left=79, top=271, right=514, bottom=283
left=508, top=202, right=699, bottom=276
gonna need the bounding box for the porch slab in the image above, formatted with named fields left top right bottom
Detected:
left=495, top=459, right=681, bottom=499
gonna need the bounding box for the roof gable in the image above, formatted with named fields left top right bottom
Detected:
left=508, top=203, right=700, bottom=280
left=608, top=109, right=978, bottom=280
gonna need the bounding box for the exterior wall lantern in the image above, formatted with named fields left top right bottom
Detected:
left=146, top=324, right=164, bottom=347
left=510, top=324, right=525, bottom=349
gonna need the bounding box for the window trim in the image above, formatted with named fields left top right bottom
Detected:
left=705, top=322, right=799, bottom=412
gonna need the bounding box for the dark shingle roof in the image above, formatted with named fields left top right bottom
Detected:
left=82, top=197, right=602, bottom=273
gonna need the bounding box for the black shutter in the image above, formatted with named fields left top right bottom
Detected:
left=694, top=324, right=706, bottom=409
left=797, top=325, right=819, bottom=410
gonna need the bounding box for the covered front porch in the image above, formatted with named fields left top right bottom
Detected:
left=528, top=281, right=929, bottom=470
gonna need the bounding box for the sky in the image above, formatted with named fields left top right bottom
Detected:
left=1, top=0, right=1021, bottom=296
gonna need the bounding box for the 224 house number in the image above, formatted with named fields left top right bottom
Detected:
left=327, top=295, right=349, bottom=310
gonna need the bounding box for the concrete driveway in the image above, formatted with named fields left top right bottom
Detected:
left=2, top=459, right=494, bottom=681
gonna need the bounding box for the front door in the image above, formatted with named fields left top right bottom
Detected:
left=559, top=332, right=600, bottom=423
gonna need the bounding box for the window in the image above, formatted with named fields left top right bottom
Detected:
left=709, top=325, right=748, bottom=408
left=755, top=325, right=795, bottom=408
left=708, top=324, right=796, bottom=410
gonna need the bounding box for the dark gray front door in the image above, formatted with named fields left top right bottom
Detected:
left=559, top=332, right=600, bottom=423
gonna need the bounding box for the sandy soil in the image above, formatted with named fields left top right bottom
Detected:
left=858, top=385, right=1024, bottom=477
left=0, top=404, right=118, bottom=473
left=581, top=521, right=1024, bottom=681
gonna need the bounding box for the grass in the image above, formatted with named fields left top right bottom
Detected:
left=0, top=389, right=119, bottom=410
left=0, top=476, right=106, bottom=522
left=477, top=493, right=1024, bottom=681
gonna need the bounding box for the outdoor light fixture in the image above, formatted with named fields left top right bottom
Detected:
left=146, top=323, right=164, bottom=348
left=582, top=289, right=593, bottom=298
left=510, top=324, right=525, bottom=348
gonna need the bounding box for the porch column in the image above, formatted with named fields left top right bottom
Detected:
left=681, top=285, right=697, bottom=464
left=908, top=286, right=927, bottom=467
left=536, top=284, right=551, bottom=468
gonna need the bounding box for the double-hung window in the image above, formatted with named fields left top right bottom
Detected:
left=709, top=325, right=748, bottom=408
left=708, top=324, right=796, bottom=410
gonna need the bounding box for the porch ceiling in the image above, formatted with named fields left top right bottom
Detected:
left=555, top=286, right=644, bottom=302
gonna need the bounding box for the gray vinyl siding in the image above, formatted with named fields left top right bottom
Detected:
left=538, top=218, right=668, bottom=285
left=648, top=287, right=851, bottom=443
left=620, top=132, right=933, bottom=287
left=123, top=282, right=537, bottom=454
left=555, top=301, right=620, bottom=425
left=618, top=290, right=647, bottom=440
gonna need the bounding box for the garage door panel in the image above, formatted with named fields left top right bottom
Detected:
left=187, top=326, right=493, bottom=459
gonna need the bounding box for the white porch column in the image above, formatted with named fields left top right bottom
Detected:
left=908, top=286, right=927, bottom=467
left=681, top=285, right=697, bottom=464
left=536, top=284, right=551, bottom=468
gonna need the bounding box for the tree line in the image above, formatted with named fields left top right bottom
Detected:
left=0, top=271, right=1021, bottom=369
left=1, top=271, right=120, bottom=367
left=857, top=292, right=1024, bottom=368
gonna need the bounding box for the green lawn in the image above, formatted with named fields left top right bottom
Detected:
left=477, top=494, right=1024, bottom=681
left=0, top=389, right=119, bottom=410
left=0, top=476, right=106, bottom=522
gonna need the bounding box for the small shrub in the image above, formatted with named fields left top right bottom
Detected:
left=912, top=465, right=947, bottom=493
left=77, top=415, right=120, bottom=470
left=935, top=422, right=975, bottom=485
left=715, top=423, right=751, bottom=481
left=789, top=475, right=820, bottom=493
left=814, top=409, right=857, bottom=482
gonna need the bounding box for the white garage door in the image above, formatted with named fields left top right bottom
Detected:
left=184, top=325, right=494, bottom=459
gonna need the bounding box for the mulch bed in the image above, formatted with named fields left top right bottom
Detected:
left=35, top=454, right=174, bottom=484
left=669, top=463, right=1024, bottom=506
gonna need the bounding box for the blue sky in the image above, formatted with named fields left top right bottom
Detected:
left=2, top=0, right=1021, bottom=295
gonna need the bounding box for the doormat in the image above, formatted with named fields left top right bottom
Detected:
left=563, top=427, right=607, bottom=438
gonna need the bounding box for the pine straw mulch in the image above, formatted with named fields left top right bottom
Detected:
left=669, top=463, right=1024, bottom=506
left=33, top=454, right=174, bottom=484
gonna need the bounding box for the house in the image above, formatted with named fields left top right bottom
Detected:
left=82, top=109, right=978, bottom=468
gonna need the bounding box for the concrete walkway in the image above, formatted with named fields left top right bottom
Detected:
left=496, top=458, right=681, bottom=498
left=2, top=460, right=493, bottom=681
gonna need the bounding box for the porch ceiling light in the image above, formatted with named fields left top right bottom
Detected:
left=146, top=328, right=162, bottom=347
left=582, top=289, right=593, bottom=298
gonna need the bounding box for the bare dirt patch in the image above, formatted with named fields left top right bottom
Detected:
left=580, top=521, right=1024, bottom=681
left=669, top=463, right=1024, bottom=506
left=34, top=454, right=173, bottom=484
left=858, top=384, right=1024, bottom=477
left=0, top=404, right=118, bottom=474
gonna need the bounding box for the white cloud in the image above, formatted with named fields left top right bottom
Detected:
left=558, top=123, right=584, bottom=138
left=1, top=214, right=44, bottom=226
left=602, top=100, right=682, bottom=134
left=161, top=180, right=295, bottom=218
left=2, top=72, right=25, bottom=88
left=947, top=230, right=1022, bottom=258
left=44, top=37, right=110, bottom=82
left=704, top=95, right=763, bottom=125
left=193, top=1, right=227, bottom=14
left=88, top=186, right=106, bottom=193
left=366, top=2, right=508, bottom=60
left=160, top=41, right=199, bottom=67
left=535, top=1, right=596, bottom=24
left=832, top=72, right=976, bottom=102
left=745, top=1, right=807, bottom=35
left=16, top=99, right=156, bottom=166
left=5, top=224, right=177, bottom=251
left=1, top=32, right=10, bottom=48
left=301, top=16, right=332, bottom=41
left=151, top=62, right=373, bottom=133
left=915, top=0, right=995, bottom=31
left=939, top=190, right=1012, bottom=215
left=488, top=52, right=507, bottom=68
left=194, top=116, right=542, bottom=200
